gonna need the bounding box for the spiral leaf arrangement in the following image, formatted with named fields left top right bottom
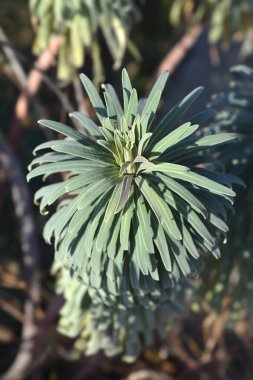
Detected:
left=27, top=68, right=240, bottom=316
left=199, top=65, right=253, bottom=319
left=30, top=0, right=140, bottom=81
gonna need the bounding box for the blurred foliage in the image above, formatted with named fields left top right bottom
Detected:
left=0, top=0, right=32, bottom=49
left=169, top=0, right=253, bottom=46
left=199, top=65, right=253, bottom=321
left=30, top=0, right=141, bottom=82
left=54, top=265, right=188, bottom=362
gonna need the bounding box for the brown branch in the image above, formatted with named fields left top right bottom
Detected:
left=146, top=24, right=204, bottom=95
left=0, top=298, right=35, bottom=326
left=8, top=36, right=63, bottom=148
left=0, top=27, right=27, bottom=88
left=0, top=26, right=44, bottom=121
left=0, top=134, right=40, bottom=380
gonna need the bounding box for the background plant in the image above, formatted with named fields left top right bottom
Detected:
left=30, top=0, right=141, bottom=82
left=168, top=0, right=253, bottom=52
left=197, top=65, right=253, bottom=321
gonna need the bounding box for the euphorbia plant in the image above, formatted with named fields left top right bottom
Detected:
left=28, top=69, right=240, bottom=359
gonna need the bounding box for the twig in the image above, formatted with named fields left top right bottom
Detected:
left=0, top=28, right=74, bottom=117
left=0, top=27, right=27, bottom=88
left=145, top=24, right=204, bottom=95
left=1, top=300, right=37, bottom=380
left=9, top=35, right=63, bottom=147
left=0, top=26, right=44, bottom=122
left=0, top=298, right=35, bottom=326
left=0, top=134, right=40, bottom=380
left=0, top=27, right=65, bottom=147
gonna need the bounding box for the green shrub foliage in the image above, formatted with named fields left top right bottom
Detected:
left=28, top=69, right=239, bottom=301
left=54, top=265, right=188, bottom=361
left=30, top=0, right=140, bottom=81
left=199, top=65, right=253, bottom=319
left=28, top=69, right=240, bottom=357
left=169, top=0, right=253, bottom=45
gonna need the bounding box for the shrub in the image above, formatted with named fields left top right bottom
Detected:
left=27, top=68, right=240, bottom=359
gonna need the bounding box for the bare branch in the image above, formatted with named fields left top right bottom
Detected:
left=146, top=25, right=204, bottom=95
left=0, top=134, right=40, bottom=380
left=0, top=26, right=27, bottom=88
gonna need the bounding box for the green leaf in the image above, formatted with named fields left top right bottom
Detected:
left=104, top=92, right=118, bottom=128
left=120, top=190, right=135, bottom=251
left=102, top=83, right=124, bottom=119
left=143, top=71, right=169, bottom=119
left=79, top=73, right=107, bottom=123
left=148, top=122, right=199, bottom=156
left=181, top=222, right=200, bottom=259
left=50, top=141, right=115, bottom=164
left=163, top=189, right=216, bottom=248
left=169, top=170, right=236, bottom=198
left=189, top=109, right=216, bottom=124
left=115, top=175, right=133, bottom=214
left=143, top=164, right=235, bottom=198
left=69, top=112, right=102, bottom=137
left=135, top=177, right=182, bottom=241
left=140, top=92, right=161, bottom=134
left=140, top=162, right=190, bottom=175
left=38, top=119, right=92, bottom=146
left=96, top=184, right=121, bottom=251
left=169, top=238, right=191, bottom=277
left=125, top=89, right=138, bottom=127
left=136, top=195, right=154, bottom=253
left=156, top=173, right=208, bottom=218
left=154, top=223, right=172, bottom=272
left=77, top=177, right=119, bottom=210
left=122, top=68, right=133, bottom=112
left=137, top=132, right=152, bottom=155
left=192, top=133, right=238, bottom=147
left=147, top=86, right=204, bottom=148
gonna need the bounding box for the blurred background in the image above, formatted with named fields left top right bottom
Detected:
left=1, top=1, right=253, bottom=379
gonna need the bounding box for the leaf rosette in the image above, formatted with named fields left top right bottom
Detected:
left=28, top=69, right=239, bottom=306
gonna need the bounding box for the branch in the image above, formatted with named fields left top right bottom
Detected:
left=9, top=36, right=64, bottom=147
left=0, top=134, right=40, bottom=380
left=146, top=24, right=204, bottom=94
left=0, top=27, right=27, bottom=88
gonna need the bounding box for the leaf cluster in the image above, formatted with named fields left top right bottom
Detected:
left=169, top=0, right=253, bottom=45
left=29, top=0, right=140, bottom=81
left=199, top=65, right=253, bottom=319
left=55, top=266, right=189, bottom=362
left=28, top=68, right=239, bottom=358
